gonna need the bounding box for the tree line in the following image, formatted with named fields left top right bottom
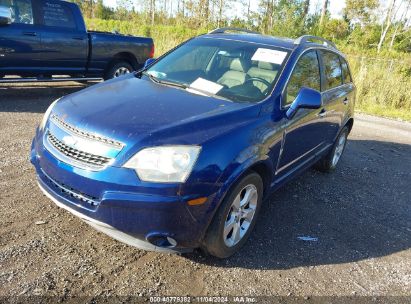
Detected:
left=70, top=0, right=411, bottom=54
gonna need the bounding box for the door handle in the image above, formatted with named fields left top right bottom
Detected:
left=23, top=31, right=37, bottom=36
left=343, top=97, right=349, bottom=105
left=318, top=108, right=327, bottom=118
left=72, top=37, right=85, bottom=40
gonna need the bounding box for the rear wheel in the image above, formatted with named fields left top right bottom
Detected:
left=104, top=61, right=133, bottom=80
left=315, top=126, right=349, bottom=172
left=203, top=172, right=263, bottom=258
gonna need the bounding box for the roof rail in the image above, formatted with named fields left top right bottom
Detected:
left=208, top=27, right=259, bottom=35
left=294, top=35, right=337, bottom=49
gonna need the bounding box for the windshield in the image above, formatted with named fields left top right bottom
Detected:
left=145, top=37, right=290, bottom=103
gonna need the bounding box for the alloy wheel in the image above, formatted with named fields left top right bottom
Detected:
left=332, top=132, right=347, bottom=166
left=113, top=67, right=131, bottom=78
left=223, top=184, right=258, bottom=247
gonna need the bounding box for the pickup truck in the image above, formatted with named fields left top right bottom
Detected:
left=0, top=0, right=154, bottom=80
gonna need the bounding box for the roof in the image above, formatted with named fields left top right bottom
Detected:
left=201, top=29, right=339, bottom=52
left=200, top=33, right=297, bottom=50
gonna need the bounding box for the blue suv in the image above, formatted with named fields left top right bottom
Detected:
left=31, top=28, right=355, bottom=258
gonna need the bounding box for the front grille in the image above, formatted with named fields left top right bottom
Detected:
left=42, top=170, right=99, bottom=206
left=47, top=132, right=112, bottom=168
left=50, top=115, right=124, bottom=149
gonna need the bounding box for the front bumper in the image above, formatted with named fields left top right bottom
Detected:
left=30, top=130, right=215, bottom=252
left=36, top=178, right=186, bottom=253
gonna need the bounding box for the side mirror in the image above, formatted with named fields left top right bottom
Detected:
left=286, top=87, right=322, bottom=119
left=0, top=6, right=11, bottom=26
left=144, top=58, right=156, bottom=69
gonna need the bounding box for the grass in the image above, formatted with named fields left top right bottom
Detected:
left=356, top=103, right=411, bottom=121
left=85, top=19, right=411, bottom=121
left=348, top=56, right=411, bottom=121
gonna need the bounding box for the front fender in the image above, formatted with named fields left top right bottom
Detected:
left=185, top=117, right=283, bottom=241
left=193, top=145, right=274, bottom=243
left=215, top=145, right=272, bottom=199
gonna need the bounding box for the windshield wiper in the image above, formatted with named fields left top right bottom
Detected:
left=142, top=71, right=231, bottom=102
left=141, top=71, right=159, bottom=83
left=142, top=71, right=187, bottom=89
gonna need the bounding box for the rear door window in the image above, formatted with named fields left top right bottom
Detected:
left=0, top=0, right=33, bottom=24
left=322, top=51, right=343, bottom=90
left=285, top=50, right=321, bottom=105
left=340, top=57, right=352, bottom=84
left=40, top=0, right=76, bottom=29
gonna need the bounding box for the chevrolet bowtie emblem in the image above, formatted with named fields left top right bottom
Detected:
left=62, top=136, right=78, bottom=147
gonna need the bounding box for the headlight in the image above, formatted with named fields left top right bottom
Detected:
left=124, top=146, right=201, bottom=183
left=40, top=98, right=60, bottom=130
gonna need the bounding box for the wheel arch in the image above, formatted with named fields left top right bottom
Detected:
left=201, top=158, right=273, bottom=239
left=244, top=161, right=273, bottom=199
left=108, top=52, right=140, bottom=71
left=200, top=158, right=273, bottom=253
left=219, top=157, right=273, bottom=205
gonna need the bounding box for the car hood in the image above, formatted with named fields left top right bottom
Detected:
left=51, top=74, right=259, bottom=149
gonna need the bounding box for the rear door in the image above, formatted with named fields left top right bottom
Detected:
left=318, top=50, right=347, bottom=143
left=0, top=0, right=42, bottom=73
left=340, top=56, right=355, bottom=120
left=37, top=0, right=88, bottom=74
left=276, top=50, right=326, bottom=176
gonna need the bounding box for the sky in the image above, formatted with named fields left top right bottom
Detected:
left=103, top=0, right=347, bottom=19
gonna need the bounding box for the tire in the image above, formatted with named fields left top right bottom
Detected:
left=315, top=126, right=349, bottom=172
left=203, top=172, right=263, bottom=258
left=104, top=60, right=133, bottom=80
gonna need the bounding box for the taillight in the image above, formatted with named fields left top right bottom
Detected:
left=149, top=44, right=155, bottom=58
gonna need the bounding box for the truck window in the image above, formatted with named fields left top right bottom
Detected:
left=40, top=0, right=76, bottom=29
left=0, top=0, right=33, bottom=24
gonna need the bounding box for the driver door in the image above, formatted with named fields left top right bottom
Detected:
left=36, top=0, right=88, bottom=73
left=276, top=50, right=327, bottom=177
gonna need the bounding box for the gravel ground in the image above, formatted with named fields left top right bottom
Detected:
left=0, top=82, right=410, bottom=300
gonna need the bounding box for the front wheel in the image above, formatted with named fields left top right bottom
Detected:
left=315, top=126, right=349, bottom=172
left=104, top=61, right=133, bottom=80
left=203, top=172, right=263, bottom=258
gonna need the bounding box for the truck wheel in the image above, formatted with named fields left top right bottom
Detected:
left=104, top=61, right=133, bottom=80
left=315, top=126, right=349, bottom=173
left=203, top=172, right=263, bottom=258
